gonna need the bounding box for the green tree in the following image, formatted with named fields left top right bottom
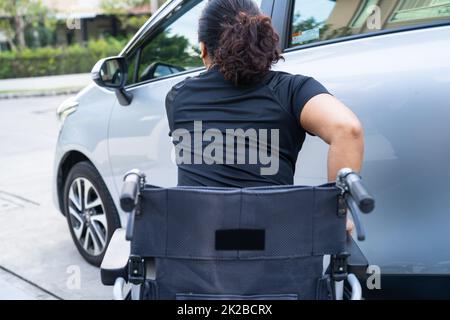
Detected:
left=140, top=30, right=202, bottom=68
left=0, top=0, right=56, bottom=50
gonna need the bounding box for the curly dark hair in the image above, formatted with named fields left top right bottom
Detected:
left=198, top=0, right=283, bottom=86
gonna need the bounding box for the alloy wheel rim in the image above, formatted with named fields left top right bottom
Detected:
left=68, top=177, right=107, bottom=256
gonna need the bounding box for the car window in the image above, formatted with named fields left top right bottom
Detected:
left=154, top=64, right=173, bottom=78
left=288, top=0, right=450, bottom=48
left=126, top=51, right=138, bottom=85
left=126, top=0, right=206, bottom=85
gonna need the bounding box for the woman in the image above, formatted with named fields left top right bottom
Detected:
left=166, top=0, right=363, bottom=232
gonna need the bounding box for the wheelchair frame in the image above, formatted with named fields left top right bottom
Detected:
left=101, top=168, right=374, bottom=300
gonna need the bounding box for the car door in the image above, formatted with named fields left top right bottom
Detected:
left=108, top=0, right=268, bottom=212
left=271, top=0, right=450, bottom=298
left=108, top=0, right=206, bottom=200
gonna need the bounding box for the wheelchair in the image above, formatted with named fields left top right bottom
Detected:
left=100, top=168, right=375, bottom=300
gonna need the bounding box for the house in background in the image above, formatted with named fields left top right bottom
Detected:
left=0, top=0, right=163, bottom=51
left=42, top=0, right=152, bottom=46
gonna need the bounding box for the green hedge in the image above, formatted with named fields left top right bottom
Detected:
left=0, top=38, right=128, bottom=79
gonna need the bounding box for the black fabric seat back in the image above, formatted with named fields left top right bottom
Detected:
left=131, top=184, right=346, bottom=300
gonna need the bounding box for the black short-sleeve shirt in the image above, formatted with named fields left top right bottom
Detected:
left=165, top=66, right=330, bottom=187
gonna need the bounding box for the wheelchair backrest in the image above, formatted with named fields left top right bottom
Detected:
left=131, top=184, right=346, bottom=260
left=128, top=184, right=349, bottom=299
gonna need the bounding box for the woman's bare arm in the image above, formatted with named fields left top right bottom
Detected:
left=300, top=94, right=364, bottom=182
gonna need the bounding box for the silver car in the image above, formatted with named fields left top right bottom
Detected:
left=54, top=0, right=450, bottom=298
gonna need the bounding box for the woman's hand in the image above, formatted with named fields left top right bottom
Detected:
left=346, top=218, right=355, bottom=235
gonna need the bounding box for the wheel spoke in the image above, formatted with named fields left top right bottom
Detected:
left=83, top=228, right=92, bottom=251
left=90, top=214, right=106, bottom=227
left=85, top=197, right=102, bottom=210
left=68, top=207, right=85, bottom=239
left=68, top=206, right=83, bottom=224
left=76, top=178, right=84, bottom=211
left=88, top=227, right=102, bottom=255
left=69, top=187, right=82, bottom=211
left=90, top=221, right=106, bottom=248
left=83, top=179, right=93, bottom=209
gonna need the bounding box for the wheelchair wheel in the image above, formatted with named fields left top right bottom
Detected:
left=63, top=161, right=121, bottom=266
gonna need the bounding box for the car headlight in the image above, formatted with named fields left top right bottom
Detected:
left=56, top=97, right=79, bottom=123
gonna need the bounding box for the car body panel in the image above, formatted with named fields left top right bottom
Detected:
left=53, top=84, right=117, bottom=215
left=278, top=25, right=450, bottom=274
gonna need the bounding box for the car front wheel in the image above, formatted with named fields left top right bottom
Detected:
left=63, top=161, right=120, bottom=266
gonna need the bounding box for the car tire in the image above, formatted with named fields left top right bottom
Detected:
left=63, top=161, right=120, bottom=267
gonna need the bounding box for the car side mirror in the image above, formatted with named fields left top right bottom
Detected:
left=91, top=56, right=133, bottom=106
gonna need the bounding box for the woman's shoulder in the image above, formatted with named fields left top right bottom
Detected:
left=170, top=75, right=195, bottom=92
left=264, top=70, right=314, bottom=89
left=166, top=76, right=197, bottom=105
left=166, top=70, right=215, bottom=110
left=262, top=70, right=330, bottom=116
left=167, top=69, right=214, bottom=97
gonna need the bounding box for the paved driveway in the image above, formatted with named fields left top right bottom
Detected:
left=0, top=95, right=111, bottom=300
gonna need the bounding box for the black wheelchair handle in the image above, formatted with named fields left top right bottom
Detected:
left=120, top=170, right=145, bottom=212
left=120, top=180, right=139, bottom=212
left=339, top=170, right=375, bottom=214
left=345, top=195, right=366, bottom=241
left=126, top=209, right=135, bottom=241
left=120, top=170, right=146, bottom=241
